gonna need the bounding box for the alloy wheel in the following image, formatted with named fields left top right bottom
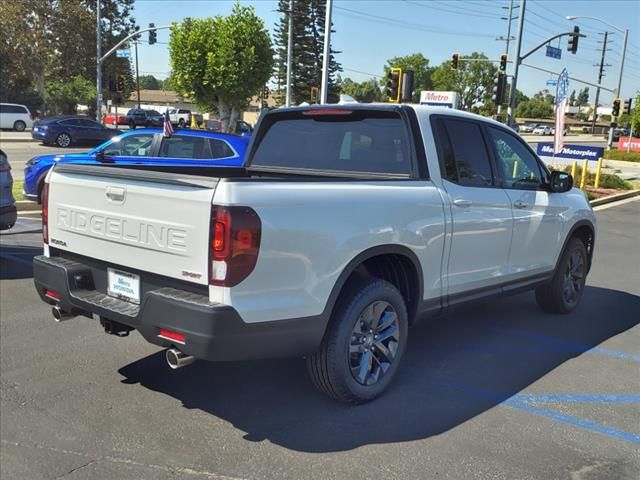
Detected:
left=563, top=249, right=585, bottom=304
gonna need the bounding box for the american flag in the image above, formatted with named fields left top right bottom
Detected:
left=163, top=110, right=174, bottom=138
left=554, top=68, right=569, bottom=154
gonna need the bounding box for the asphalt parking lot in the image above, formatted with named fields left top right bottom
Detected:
left=1, top=200, right=639, bottom=480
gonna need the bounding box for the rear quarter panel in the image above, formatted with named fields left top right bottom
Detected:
left=212, top=180, right=446, bottom=323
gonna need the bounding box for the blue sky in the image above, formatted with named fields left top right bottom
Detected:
left=132, top=0, right=639, bottom=104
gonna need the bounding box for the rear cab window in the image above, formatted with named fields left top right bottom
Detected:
left=248, top=108, right=416, bottom=176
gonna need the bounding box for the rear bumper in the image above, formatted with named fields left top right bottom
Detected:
left=0, top=204, right=17, bottom=228
left=33, top=255, right=324, bottom=362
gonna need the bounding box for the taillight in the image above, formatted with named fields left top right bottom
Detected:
left=209, top=206, right=261, bottom=287
left=42, top=182, right=49, bottom=244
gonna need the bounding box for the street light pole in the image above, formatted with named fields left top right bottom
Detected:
left=507, top=0, right=526, bottom=127
left=96, top=0, right=102, bottom=122
left=285, top=0, right=293, bottom=107
left=320, top=0, right=333, bottom=104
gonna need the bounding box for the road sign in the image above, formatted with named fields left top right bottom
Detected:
left=116, top=49, right=130, bottom=58
left=536, top=143, right=604, bottom=165
left=546, top=80, right=557, bottom=87
left=546, top=45, right=562, bottom=59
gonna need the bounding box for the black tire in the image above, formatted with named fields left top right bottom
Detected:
left=13, top=120, right=26, bottom=132
left=535, top=238, right=588, bottom=314
left=178, top=118, right=185, bottom=128
left=307, top=278, right=408, bottom=404
left=128, top=121, right=136, bottom=130
left=55, top=132, right=72, bottom=148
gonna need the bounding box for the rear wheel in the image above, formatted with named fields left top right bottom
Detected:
left=128, top=121, right=136, bottom=130
left=55, top=132, right=72, bottom=148
left=307, top=278, right=408, bottom=404
left=535, top=238, right=588, bottom=314
left=13, top=120, right=26, bottom=132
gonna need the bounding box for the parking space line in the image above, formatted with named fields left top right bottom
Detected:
left=424, top=376, right=640, bottom=444
left=487, top=325, right=640, bottom=362
left=517, top=393, right=640, bottom=404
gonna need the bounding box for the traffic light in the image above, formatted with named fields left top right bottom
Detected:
left=148, top=23, right=157, bottom=45
left=492, top=73, right=506, bottom=106
left=611, top=98, right=621, bottom=117
left=499, top=54, right=507, bottom=73
left=262, top=85, right=270, bottom=99
left=451, top=53, right=459, bottom=70
left=401, top=70, right=415, bottom=103
left=386, top=67, right=402, bottom=103
left=623, top=98, right=633, bottom=115
left=567, top=26, right=579, bottom=54
left=116, top=75, right=126, bottom=93
left=108, top=76, right=117, bottom=93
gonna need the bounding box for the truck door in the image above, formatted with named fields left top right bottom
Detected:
left=433, top=116, right=514, bottom=299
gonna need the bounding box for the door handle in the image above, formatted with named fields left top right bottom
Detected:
left=513, top=200, right=529, bottom=209
left=453, top=198, right=472, bottom=208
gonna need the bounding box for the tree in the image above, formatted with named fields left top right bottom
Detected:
left=569, top=89, right=577, bottom=106
left=515, top=98, right=554, bottom=119
left=169, top=5, right=273, bottom=132
left=273, top=0, right=342, bottom=105
left=338, top=77, right=383, bottom=103
left=139, top=75, right=161, bottom=90
left=632, top=92, right=640, bottom=132
left=431, top=52, right=497, bottom=111
left=577, top=87, right=589, bottom=106
left=45, top=76, right=95, bottom=115
left=381, top=53, right=432, bottom=102
left=533, top=89, right=555, bottom=105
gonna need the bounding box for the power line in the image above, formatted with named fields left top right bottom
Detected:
left=404, top=0, right=498, bottom=19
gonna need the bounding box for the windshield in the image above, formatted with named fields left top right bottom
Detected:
left=148, top=110, right=161, bottom=116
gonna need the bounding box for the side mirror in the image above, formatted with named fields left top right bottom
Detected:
left=95, top=149, right=105, bottom=161
left=548, top=170, right=573, bottom=193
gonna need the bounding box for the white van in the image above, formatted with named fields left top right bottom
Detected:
left=0, top=103, right=33, bottom=131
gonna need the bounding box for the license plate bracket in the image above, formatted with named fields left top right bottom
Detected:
left=107, top=268, right=140, bottom=304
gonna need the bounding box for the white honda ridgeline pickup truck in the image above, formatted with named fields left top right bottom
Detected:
left=33, top=105, right=596, bottom=404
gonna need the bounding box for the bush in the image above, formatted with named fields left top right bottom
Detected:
left=557, top=165, right=632, bottom=190
left=603, top=150, right=640, bottom=162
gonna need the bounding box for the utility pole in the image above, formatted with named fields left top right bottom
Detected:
left=285, top=0, right=293, bottom=107
left=497, top=0, right=517, bottom=117
left=507, top=0, right=526, bottom=127
left=96, top=0, right=102, bottom=122
left=135, top=40, right=141, bottom=109
left=320, top=0, right=333, bottom=104
left=591, top=31, right=609, bottom=134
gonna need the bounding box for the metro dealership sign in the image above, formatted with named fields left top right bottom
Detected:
left=536, top=143, right=604, bottom=164
left=617, top=137, right=640, bottom=152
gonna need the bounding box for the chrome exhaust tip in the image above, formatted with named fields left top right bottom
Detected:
left=52, top=305, right=73, bottom=322
left=166, top=348, right=195, bottom=369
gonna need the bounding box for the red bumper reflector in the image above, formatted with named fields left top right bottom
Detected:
left=45, top=289, right=60, bottom=301
left=159, top=329, right=186, bottom=344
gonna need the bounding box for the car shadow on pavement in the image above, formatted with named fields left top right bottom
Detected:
left=118, top=286, right=640, bottom=453
left=0, top=245, right=40, bottom=280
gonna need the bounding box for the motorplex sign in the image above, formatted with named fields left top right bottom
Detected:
left=536, top=143, right=604, bottom=165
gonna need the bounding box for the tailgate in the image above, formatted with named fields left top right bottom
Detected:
left=47, top=165, right=217, bottom=285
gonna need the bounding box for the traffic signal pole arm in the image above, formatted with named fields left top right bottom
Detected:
left=521, top=63, right=616, bottom=93
left=99, top=24, right=171, bottom=64
left=519, top=31, right=586, bottom=62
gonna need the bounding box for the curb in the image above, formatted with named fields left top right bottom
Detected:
left=16, top=200, right=40, bottom=212
left=1, top=137, right=36, bottom=143
left=589, top=189, right=640, bottom=207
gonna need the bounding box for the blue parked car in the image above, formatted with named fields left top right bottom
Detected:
left=24, top=129, right=249, bottom=202
left=32, top=116, right=122, bottom=147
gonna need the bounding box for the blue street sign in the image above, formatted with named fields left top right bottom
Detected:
left=546, top=80, right=557, bottom=87
left=536, top=143, right=604, bottom=162
left=116, top=49, right=130, bottom=58
left=546, top=45, right=562, bottom=59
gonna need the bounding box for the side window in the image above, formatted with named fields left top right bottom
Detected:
left=208, top=139, right=235, bottom=159
left=488, top=127, right=543, bottom=189
left=159, top=135, right=207, bottom=159
left=440, top=118, right=493, bottom=187
left=103, top=133, right=154, bottom=157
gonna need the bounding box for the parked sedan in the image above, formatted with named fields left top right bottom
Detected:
left=125, top=109, right=164, bottom=129
left=519, top=123, right=540, bottom=133
left=533, top=125, right=553, bottom=135
left=32, top=116, right=121, bottom=147
left=23, top=129, right=249, bottom=203
left=104, top=113, right=127, bottom=126
left=0, top=149, right=17, bottom=230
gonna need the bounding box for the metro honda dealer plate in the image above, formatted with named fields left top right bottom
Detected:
left=107, top=268, right=140, bottom=304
